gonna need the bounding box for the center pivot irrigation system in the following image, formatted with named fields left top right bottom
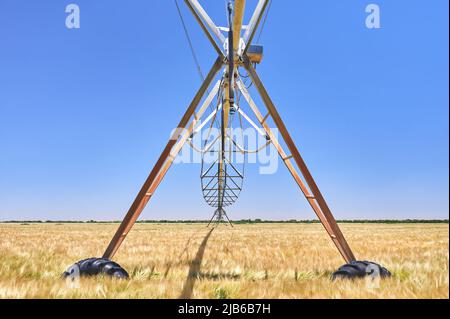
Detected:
left=64, top=0, right=390, bottom=281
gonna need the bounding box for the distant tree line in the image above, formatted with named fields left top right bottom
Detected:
left=1, top=219, right=448, bottom=224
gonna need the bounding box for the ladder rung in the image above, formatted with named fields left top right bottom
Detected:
left=283, top=155, right=294, bottom=161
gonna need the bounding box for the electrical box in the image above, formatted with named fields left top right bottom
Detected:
left=247, top=45, right=264, bottom=64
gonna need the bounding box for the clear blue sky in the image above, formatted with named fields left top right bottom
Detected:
left=0, top=1, right=448, bottom=221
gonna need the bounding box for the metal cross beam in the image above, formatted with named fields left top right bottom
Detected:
left=184, top=0, right=267, bottom=58
left=183, top=0, right=225, bottom=56
left=232, top=0, right=246, bottom=51
left=244, top=0, right=268, bottom=45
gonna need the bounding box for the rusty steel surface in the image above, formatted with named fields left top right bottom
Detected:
left=232, top=0, right=246, bottom=51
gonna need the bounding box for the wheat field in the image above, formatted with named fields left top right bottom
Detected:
left=0, top=222, right=448, bottom=299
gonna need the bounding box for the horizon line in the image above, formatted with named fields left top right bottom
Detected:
left=1, top=219, right=448, bottom=224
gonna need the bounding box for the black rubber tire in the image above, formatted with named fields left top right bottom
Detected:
left=62, top=258, right=129, bottom=279
left=332, top=261, right=391, bottom=281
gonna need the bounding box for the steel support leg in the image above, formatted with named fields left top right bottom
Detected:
left=102, top=57, right=223, bottom=259
left=184, top=0, right=225, bottom=56
left=239, top=59, right=356, bottom=262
